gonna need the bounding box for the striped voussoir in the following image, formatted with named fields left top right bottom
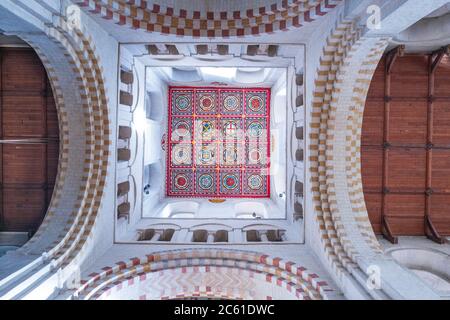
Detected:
left=157, top=290, right=248, bottom=300
left=94, top=267, right=307, bottom=300
left=75, top=0, right=341, bottom=37
left=47, top=20, right=110, bottom=268
left=17, top=38, right=70, bottom=251
left=310, top=19, right=390, bottom=281
left=310, top=21, right=359, bottom=280
left=73, top=249, right=333, bottom=300
left=334, top=37, right=390, bottom=260
left=15, top=17, right=111, bottom=270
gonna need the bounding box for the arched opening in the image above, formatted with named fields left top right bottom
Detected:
left=94, top=266, right=298, bottom=300
left=192, top=229, right=208, bottom=242
left=159, top=228, right=175, bottom=241
left=362, top=50, right=450, bottom=242
left=73, top=249, right=332, bottom=301
left=387, top=248, right=450, bottom=294
left=214, top=230, right=228, bottom=242
left=0, top=38, right=59, bottom=251
left=0, top=5, right=110, bottom=292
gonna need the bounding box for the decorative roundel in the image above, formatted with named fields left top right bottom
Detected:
left=222, top=174, right=239, bottom=190
left=223, top=147, right=238, bottom=164
left=198, top=146, right=215, bottom=165
left=175, top=95, right=190, bottom=111
left=249, top=148, right=262, bottom=163
left=248, top=174, right=263, bottom=190
left=248, top=121, right=264, bottom=138
left=199, top=95, right=215, bottom=112
left=223, top=95, right=239, bottom=112
left=198, top=174, right=214, bottom=190
left=248, top=95, right=264, bottom=112
left=174, top=120, right=190, bottom=137
left=173, top=144, right=191, bottom=165
left=201, top=120, right=214, bottom=139
left=223, top=120, right=238, bottom=137
left=174, top=173, right=189, bottom=190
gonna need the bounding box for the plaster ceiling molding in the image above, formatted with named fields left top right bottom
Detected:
left=425, top=3, right=450, bottom=18
left=393, top=12, right=450, bottom=51
left=189, top=223, right=233, bottom=232
left=241, top=55, right=275, bottom=62
left=128, top=120, right=140, bottom=166
left=147, top=55, right=185, bottom=61
left=171, top=68, right=202, bottom=82
left=235, top=68, right=266, bottom=84
left=242, top=223, right=281, bottom=231
left=160, top=201, right=200, bottom=218
left=237, top=67, right=264, bottom=72
left=140, top=223, right=182, bottom=230
left=193, top=54, right=234, bottom=62
left=127, top=174, right=138, bottom=218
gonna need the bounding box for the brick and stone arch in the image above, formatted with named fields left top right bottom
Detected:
left=309, top=19, right=387, bottom=286
left=73, top=249, right=335, bottom=300
left=308, top=19, right=440, bottom=299
left=75, top=0, right=341, bottom=38
left=0, top=5, right=111, bottom=290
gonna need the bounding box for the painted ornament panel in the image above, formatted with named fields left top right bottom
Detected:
left=220, top=90, right=243, bottom=115
left=171, top=89, right=193, bottom=115
left=219, top=170, right=241, bottom=196
left=167, top=87, right=270, bottom=198
left=170, top=169, right=195, bottom=195
left=242, top=169, right=270, bottom=196
left=245, top=91, right=268, bottom=116
left=195, top=90, right=218, bottom=115
left=195, top=169, right=217, bottom=195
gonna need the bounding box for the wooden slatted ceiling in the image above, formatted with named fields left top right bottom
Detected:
left=0, top=48, right=59, bottom=234
left=362, top=51, right=450, bottom=241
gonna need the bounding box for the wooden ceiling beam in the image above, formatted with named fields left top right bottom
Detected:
left=425, top=215, right=447, bottom=244
left=430, top=45, right=450, bottom=74
left=385, top=45, right=405, bottom=74
left=381, top=216, right=398, bottom=244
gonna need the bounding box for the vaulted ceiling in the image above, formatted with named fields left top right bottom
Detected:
left=362, top=48, right=450, bottom=243
left=0, top=47, right=59, bottom=235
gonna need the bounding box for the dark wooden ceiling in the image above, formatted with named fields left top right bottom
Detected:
left=0, top=48, right=59, bottom=235
left=362, top=48, right=450, bottom=243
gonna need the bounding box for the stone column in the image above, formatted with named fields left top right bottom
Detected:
left=150, top=230, right=163, bottom=242
left=207, top=231, right=215, bottom=243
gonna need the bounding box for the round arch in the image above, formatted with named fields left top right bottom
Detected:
left=73, top=249, right=334, bottom=300
left=76, top=0, right=342, bottom=38
left=0, top=3, right=111, bottom=295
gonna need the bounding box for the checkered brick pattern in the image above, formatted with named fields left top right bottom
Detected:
left=73, top=249, right=334, bottom=300
left=76, top=0, right=341, bottom=38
